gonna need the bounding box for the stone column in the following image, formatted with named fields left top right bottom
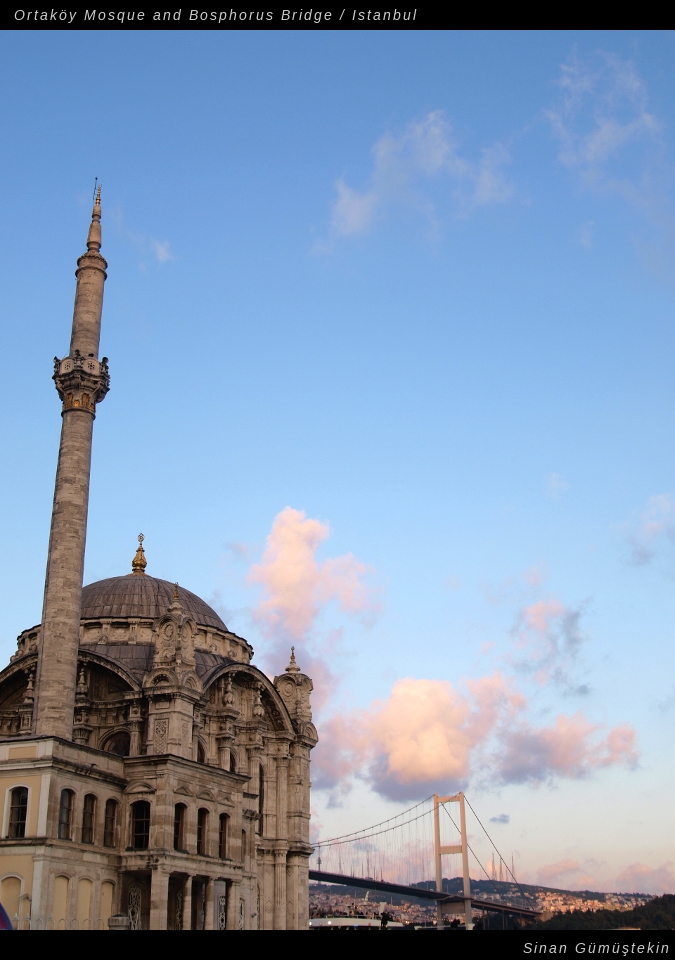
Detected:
left=273, top=847, right=287, bottom=930
left=225, top=880, right=239, bottom=930
left=128, top=701, right=143, bottom=756
left=149, top=869, right=169, bottom=930
left=182, top=876, right=192, bottom=931
left=297, top=856, right=310, bottom=931
left=286, top=855, right=299, bottom=930
left=34, top=193, right=109, bottom=740
left=204, top=878, right=215, bottom=931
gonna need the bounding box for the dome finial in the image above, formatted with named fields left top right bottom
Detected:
left=169, top=582, right=183, bottom=614
left=286, top=645, right=299, bottom=674
left=131, top=533, right=147, bottom=575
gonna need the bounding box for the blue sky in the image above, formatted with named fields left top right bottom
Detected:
left=2, top=29, right=675, bottom=892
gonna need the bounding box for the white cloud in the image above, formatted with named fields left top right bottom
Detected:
left=546, top=52, right=660, bottom=182
left=151, top=239, right=173, bottom=263
left=579, top=220, right=595, bottom=248
left=547, top=472, right=570, bottom=499
left=327, top=110, right=513, bottom=239
left=626, top=493, right=675, bottom=565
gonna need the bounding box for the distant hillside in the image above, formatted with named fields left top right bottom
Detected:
left=412, top=877, right=648, bottom=906
left=534, top=894, right=675, bottom=930
left=311, top=877, right=652, bottom=913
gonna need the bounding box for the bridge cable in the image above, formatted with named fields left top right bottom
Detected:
left=440, top=803, right=504, bottom=900
left=314, top=807, right=434, bottom=849
left=313, top=796, right=433, bottom=846
left=463, top=797, right=538, bottom=908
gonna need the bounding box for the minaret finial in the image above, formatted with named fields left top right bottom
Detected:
left=131, top=533, right=147, bottom=575
left=87, top=184, right=102, bottom=251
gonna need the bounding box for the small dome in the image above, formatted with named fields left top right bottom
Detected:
left=80, top=575, right=227, bottom=631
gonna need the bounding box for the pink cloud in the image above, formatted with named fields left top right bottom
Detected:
left=525, top=565, right=547, bottom=587
left=313, top=681, right=638, bottom=800
left=248, top=507, right=378, bottom=641
left=511, top=597, right=587, bottom=689
left=536, top=858, right=582, bottom=886
left=616, top=861, right=675, bottom=895
left=497, top=714, right=638, bottom=785
left=246, top=507, right=379, bottom=705
left=522, top=599, right=565, bottom=634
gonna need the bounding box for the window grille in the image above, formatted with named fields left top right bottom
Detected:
left=131, top=801, right=150, bottom=850
left=197, top=808, right=208, bottom=855
left=173, top=804, right=186, bottom=851
left=58, top=789, right=73, bottom=840
left=82, top=794, right=96, bottom=843
left=8, top=787, right=28, bottom=838
left=103, top=799, right=117, bottom=848
left=218, top=813, right=228, bottom=858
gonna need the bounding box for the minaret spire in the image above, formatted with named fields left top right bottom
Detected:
left=33, top=192, right=110, bottom=739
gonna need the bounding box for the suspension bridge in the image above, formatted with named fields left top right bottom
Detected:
left=309, top=793, right=542, bottom=927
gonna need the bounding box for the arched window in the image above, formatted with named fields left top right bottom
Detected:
left=174, top=803, right=186, bottom=851
left=241, top=828, right=247, bottom=864
left=218, top=813, right=229, bottom=859
left=81, top=794, right=96, bottom=844
left=104, top=731, right=130, bottom=757
left=8, top=787, right=28, bottom=839
left=229, top=750, right=236, bottom=774
left=257, top=764, right=264, bottom=836
left=131, top=800, right=150, bottom=850
left=197, top=741, right=205, bottom=764
left=103, top=799, right=117, bottom=848
left=196, top=808, right=208, bottom=855
left=58, top=789, right=74, bottom=840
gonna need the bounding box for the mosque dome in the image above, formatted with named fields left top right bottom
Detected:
left=79, top=534, right=228, bottom=632
left=80, top=575, right=227, bottom=632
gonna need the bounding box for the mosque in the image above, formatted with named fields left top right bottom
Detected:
left=0, top=193, right=317, bottom=930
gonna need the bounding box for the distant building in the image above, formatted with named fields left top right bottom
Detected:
left=0, top=194, right=317, bottom=930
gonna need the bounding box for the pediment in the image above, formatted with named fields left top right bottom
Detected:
left=125, top=781, right=156, bottom=795
left=174, top=783, right=194, bottom=797
left=196, top=788, right=216, bottom=801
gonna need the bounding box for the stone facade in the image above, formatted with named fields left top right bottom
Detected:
left=0, top=196, right=317, bottom=929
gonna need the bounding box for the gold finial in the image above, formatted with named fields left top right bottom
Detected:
left=131, top=533, right=147, bottom=575
left=95, top=184, right=101, bottom=206
left=173, top=582, right=180, bottom=600
left=286, top=646, right=299, bottom=674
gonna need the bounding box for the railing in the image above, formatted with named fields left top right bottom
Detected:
left=16, top=915, right=108, bottom=930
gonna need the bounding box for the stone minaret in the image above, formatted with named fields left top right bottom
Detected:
left=34, top=189, right=110, bottom=738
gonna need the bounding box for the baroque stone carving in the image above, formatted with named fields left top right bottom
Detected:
left=53, top=350, right=110, bottom=415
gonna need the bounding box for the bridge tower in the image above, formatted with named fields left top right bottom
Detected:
left=433, top=792, right=472, bottom=930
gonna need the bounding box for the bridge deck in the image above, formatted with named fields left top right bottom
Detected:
left=309, top=870, right=541, bottom=918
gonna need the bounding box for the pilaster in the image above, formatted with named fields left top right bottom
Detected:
left=273, top=844, right=288, bottom=930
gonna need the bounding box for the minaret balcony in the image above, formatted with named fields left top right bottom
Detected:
left=53, top=350, right=110, bottom=414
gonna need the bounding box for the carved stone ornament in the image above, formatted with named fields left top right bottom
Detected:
left=53, top=350, right=110, bottom=415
